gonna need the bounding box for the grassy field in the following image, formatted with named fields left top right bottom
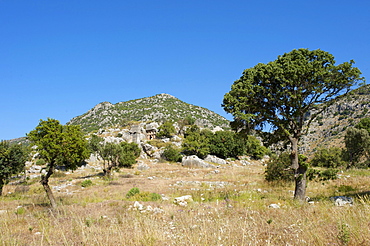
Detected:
left=1, top=159, right=369, bottom=245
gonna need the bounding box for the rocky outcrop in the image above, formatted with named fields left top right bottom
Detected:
left=181, top=155, right=217, bottom=168
left=204, top=155, right=227, bottom=165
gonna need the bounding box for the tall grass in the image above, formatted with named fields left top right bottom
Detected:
left=1, top=161, right=369, bottom=245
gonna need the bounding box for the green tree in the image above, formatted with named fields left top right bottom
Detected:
left=311, top=147, right=346, bottom=168
left=182, top=130, right=210, bottom=159
left=162, top=145, right=183, bottom=162
left=100, top=141, right=140, bottom=177
left=355, top=117, right=370, bottom=134
left=223, top=48, right=363, bottom=200
left=157, top=121, right=176, bottom=138
left=208, top=130, right=248, bottom=159
left=0, top=141, right=28, bottom=196
left=244, top=135, right=268, bottom=160
left=344, top=127, right=370, bottom=167
left=27, top=118, right=89, bottom=208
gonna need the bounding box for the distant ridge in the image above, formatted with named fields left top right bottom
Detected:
left=67, top=93, right=230, bottom=132
left=302, top=84, right=370, bottom=155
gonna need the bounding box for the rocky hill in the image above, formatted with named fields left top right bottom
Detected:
left=302, top=84, right=370, bottom=155
left=67, top=93, right=230, bottom=133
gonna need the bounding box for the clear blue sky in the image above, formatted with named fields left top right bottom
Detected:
left=1, top=0, right=369, bottom=140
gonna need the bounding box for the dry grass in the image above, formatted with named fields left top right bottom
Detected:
left=1, top=159, right=370, bottom=245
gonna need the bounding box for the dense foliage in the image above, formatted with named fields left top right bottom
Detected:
left=223, top=48, right=363, bottom=200
left=162, top=145, right=183, bottom=162
left=0, top=141, right=28, bottom=196
left=311, top=147, right=346, bottom=168
left=157, top=121, right=176, bottom=138
left=345, top=125, right=370, bottom=167
left=181, top=126, right=267, bottom=160
left=265, top=152, right=338, bottom=182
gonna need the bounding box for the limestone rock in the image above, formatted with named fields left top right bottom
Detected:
left=330, top=196, right=354, bottom=206
left=204, top=155, right=227, bottom=165
left=174, top=195, right=193, bottom=206
left=182, top=155, right=216, bottom=168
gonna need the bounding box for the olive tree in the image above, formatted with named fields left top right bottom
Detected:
left=0, top=141, right=29, bottom=196
left=28, top=118, right=89, bottom=208
left=223, top=48, right=363, bottom=200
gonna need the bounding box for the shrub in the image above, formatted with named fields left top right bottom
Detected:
left=35, top=159, right=46, bottom=166
left=157, top=121, right=176, bottom=138
left=245, top=135, right=268, bottom=160
left=265, top=153, right=294, bottom=182
left=81, top=179, right=93, bottom=188
left=162, top=145, right=182, bottom=162
left=126, top=187, right=140, bottom=198
left=307, top=168, right=338, bottom=181
left=311, top=147, right=346, bottom=168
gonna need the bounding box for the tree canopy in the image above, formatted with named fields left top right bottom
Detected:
left=0, top=141, right=28, bottom=196
left=223, top=48, right=364, bottom=200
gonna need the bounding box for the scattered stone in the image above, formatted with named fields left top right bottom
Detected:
left=240, top=160, right=251, bottom=166
left=330, top=196, right=354, bottom=206
left=268, top=204, right=280, bottom=209
left=133, top=201, right=145, bottom=211
left=132, top=201, right=164, bottom=213
left=0, top=210, right=7, bottom=215
left=174, top=195, right=193, bottom=206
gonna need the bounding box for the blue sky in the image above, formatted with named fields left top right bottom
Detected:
left=1, top=0, right=369, bottom=140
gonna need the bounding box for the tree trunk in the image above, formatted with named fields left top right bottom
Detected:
left=290, top=137, right=307, bottom=201
left=0, top=179, right=4, bottom=196
left=103, top=165, right=113, bottom=178
left=40, top=165, right=57, bottom=209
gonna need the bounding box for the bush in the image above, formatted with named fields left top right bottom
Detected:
left=162, top=145, right=182, bottom=162
left=125, top=187, right=162, bottom=201
left=311, top=147, right=346, bottom=168
left=307, top=168, right=338, bottom=181
left=35, top=159, right=46, bottom=166
left=126, top=187, right=140, bottom=198
left=265, top=153, right=294, bottom=182
left=157, top=121, right=176, bottom=138
left=245, top=135, right=268, bottom=160
left=266, top=152, right=338, bottom=182
left=81, top=179, right=93, bottom=187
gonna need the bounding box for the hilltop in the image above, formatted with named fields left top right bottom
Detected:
left=67, top=93, right=230, bottom=133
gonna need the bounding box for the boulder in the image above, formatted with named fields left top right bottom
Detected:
left=204, top=155, right=227, bottom=165
left=174, top=195, right=193, bottom=206
left=330, top=196, right=353, bottom=206
left=268, top=204, right=280, bottom=209
left=182, top=155, right=216, bottom=168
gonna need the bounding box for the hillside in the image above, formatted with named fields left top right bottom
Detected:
left=302, top=84, right=370, bottom=155
left=67, top=93, right=230, bottom=133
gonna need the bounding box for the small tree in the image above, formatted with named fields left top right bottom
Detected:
left=355, top=117, right=370, bottom=134
left=182, top=129, right=210, bottom=159
left=344, top=127, right=370, bottom=167
left=311, top=147, right=346, bottom=168
left=0, top=141, right=28, bottom=196
left=100, top=141, right=140, bottom=177
left=223, top=48, right=363, bottom=200
left=28, top=118, right=89, bottom=208
left=157, top=121, right=176, bottom=138
left=162, top=145, right=183, bottom=162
